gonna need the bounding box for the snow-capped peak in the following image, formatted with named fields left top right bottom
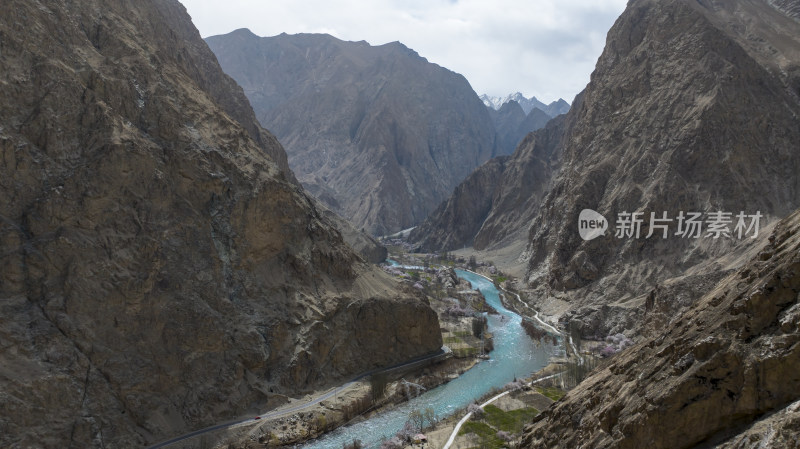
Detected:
left=480, top=92, right=570, bottom=117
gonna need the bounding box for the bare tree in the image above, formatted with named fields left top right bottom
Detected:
left=370, top=373, right=388, bottom=403
left=423, top=407, right=437, bottom=428
left=468, top=403, right=484, bottom=419
left=472, top=316, right=486, bottom=338
left=409, top=408, right=425, bottom=431
left=343, top=439, right=363, bottom=449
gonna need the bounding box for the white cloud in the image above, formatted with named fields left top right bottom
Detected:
left=179, top=0, right=626, bottom=103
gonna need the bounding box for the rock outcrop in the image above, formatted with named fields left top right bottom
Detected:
left=206, top=30, right=497, bottom=235
left=0, top=1, right=441, bottom=447
left=521, top=207, right=800, bottom=448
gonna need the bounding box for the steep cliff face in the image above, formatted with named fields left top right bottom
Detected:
left=514, top=0, right=800, bottom=444
left=521, top=208, right=800, bottom=449
left=411, top=156, right=509, bottom=252
left=414, top=0, right=800, bottom=338
left=0, top=1, right=441, bottom=447
left=410, top=114, right=565, bottom=253
left=521, top=0, right=800, bottom=332
left=488, top=101, right=552, bottom=156
left=473, top=113, right=566, bottom=251
left=206, top=30, right=497, bottom=235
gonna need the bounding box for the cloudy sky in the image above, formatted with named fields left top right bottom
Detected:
left=180, top=0, right=627, bottom=103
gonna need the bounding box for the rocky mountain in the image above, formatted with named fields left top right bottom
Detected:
left=542, top=98, right=571, bottom=117
left=521, top=207, right=800, bottom=448
left=418, top=1, right=800, bottom=445
left=480, top=92, right=571, bottom=117
left=410, top=156, right=510, bottom=251
left=0, top=1, right=441, bottom=447
left=411, top=114, right=566, bottom=253
left=522, top=0, right=800, bottom=335
left=318, top=202, right=388, bottom=263
left=205, top=30, right=497, bottom=235
left=415, top=0, right=800, bottom=341
left=488, top=100, right=553, bottom=156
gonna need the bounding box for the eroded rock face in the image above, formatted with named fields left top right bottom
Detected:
left=411, top=156, right=509, bottom=252
left=411, top=114, right=566, bottom=252
left=524, top=0, right=800, bottom=301
left=513, top=0, right=800, bottom=446
left=0, top=1, right=441, bottom=446
left=317, top=202, right=389, bottom=263
left=488, top=101, right=552, bottom=156
left=206, top=30, right=497, bottom=235
left=413, top=0, right=800, bottom=337
left=521, top=208, right=800, bottom=449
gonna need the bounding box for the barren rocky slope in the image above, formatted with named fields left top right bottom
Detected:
left=523, top=0, right=800, bottom=335
left=414, top=0, right=800, bottom=339
left=0, top=1, right=440, bottom=447
left=411, top=114, right=565, bottom=253
left=318, top=202, right=388, bottom=264
left=522, top=207, right=800, bottom=449
left=206, top=30, right=497, bottom=235
left=411, top=156, right=509, bottom=252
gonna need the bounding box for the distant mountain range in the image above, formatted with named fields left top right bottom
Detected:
left=206, top=30, right=497, bottom=235
left=487, top=100, right=553, bottom=157
left=480, top=92, right=570, bottom=117
left=205, top=31, right=564, bottom=235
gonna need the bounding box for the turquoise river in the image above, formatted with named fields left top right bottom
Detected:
left=301, top=269, right=559, bottom=448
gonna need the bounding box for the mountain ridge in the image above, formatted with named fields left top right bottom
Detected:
left=206, top=30, right=498, bottom=235
left=411, top=112, right=567, bottom=253
left=480, top=92, right=571, bottom=117
left=413, top=0, right=800, bottom=343
left=0, top=1, right=441, bottom=446
left=486, top=101, right=554, bottom=156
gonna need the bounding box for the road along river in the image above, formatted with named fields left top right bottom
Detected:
left=301, top=269, right=560, bottom=448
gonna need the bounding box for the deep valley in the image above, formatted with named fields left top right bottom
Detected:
left=1, top=0, right=799, bottom=448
